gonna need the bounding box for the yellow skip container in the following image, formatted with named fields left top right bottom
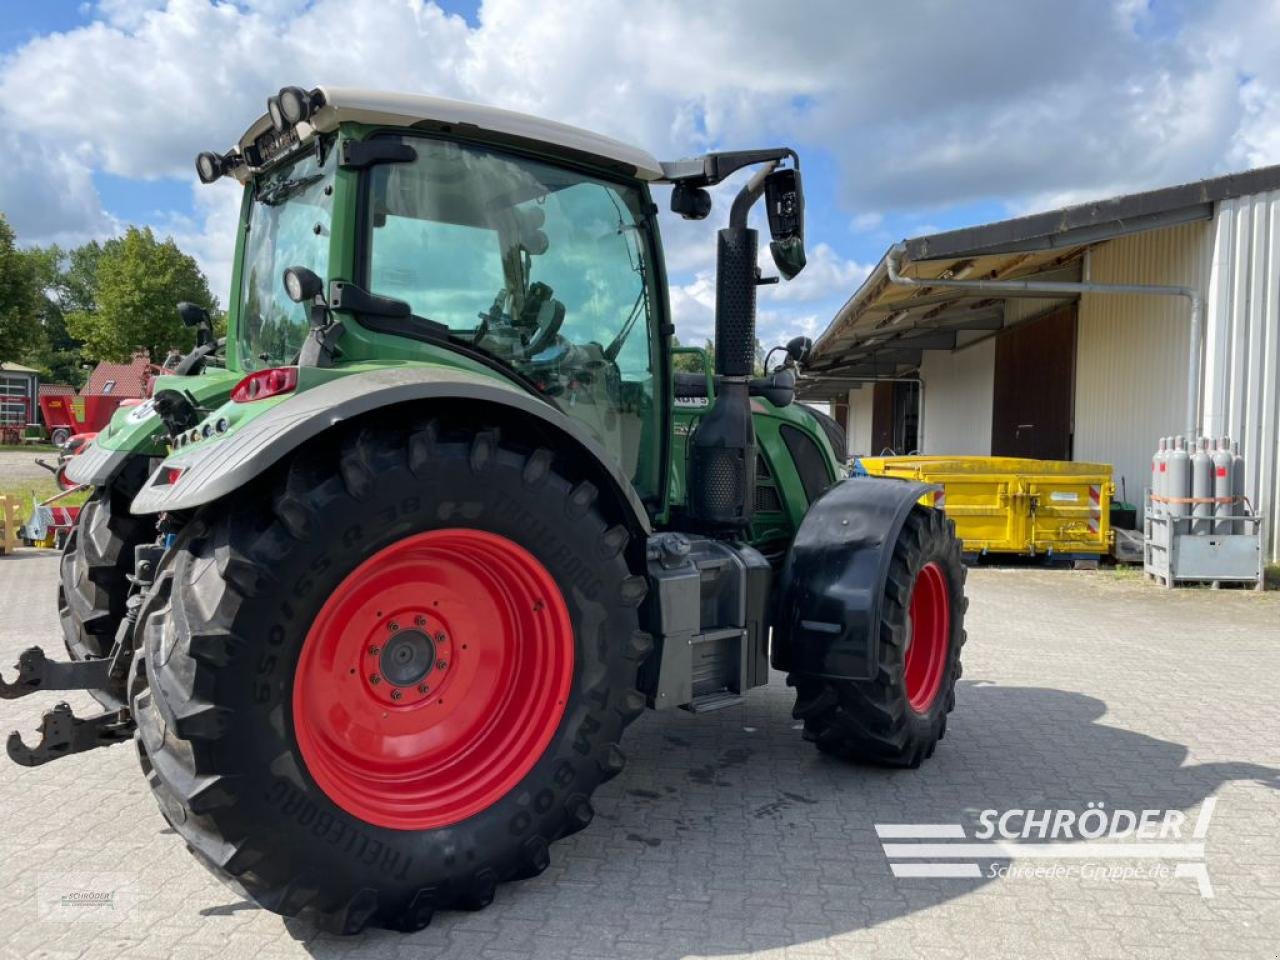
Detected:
left=857, top=456, right=1114, bottom=557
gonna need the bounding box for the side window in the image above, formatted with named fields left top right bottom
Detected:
left=517, top=183, right=653, bottom=378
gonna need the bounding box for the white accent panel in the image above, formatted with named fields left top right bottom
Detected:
left=919, top=338, right=994, bottom=455
left=845, top=387, right=875, bottom=456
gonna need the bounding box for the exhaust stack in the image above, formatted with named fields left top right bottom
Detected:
left=687, top=164, right=774, bottom=528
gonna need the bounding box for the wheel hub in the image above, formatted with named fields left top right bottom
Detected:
left=367, top=621, right=447, bottom=705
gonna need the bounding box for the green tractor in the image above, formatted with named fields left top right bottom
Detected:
left=2, top=87, right=966, bottom=933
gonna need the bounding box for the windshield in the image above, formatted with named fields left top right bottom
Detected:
left=237, top=140, right=336, bottom=369
left=364, top=136, right=664, bottom=500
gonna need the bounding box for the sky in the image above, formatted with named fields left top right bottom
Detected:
left=2, top=0, right=1279, bottom=352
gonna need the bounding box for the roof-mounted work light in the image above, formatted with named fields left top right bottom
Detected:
left=195, top=151, right=223, bottom=184
left=267, top=95, right=287, bottom=133
left=278, top=86, right=314, bottom=125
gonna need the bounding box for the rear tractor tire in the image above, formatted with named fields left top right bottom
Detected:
left=789, top=506, right=966, bottom=768
left=131, top=421, right=651, bottom=933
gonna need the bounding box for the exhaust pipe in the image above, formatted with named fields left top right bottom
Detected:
left=688, top=163, right=776, bottom=527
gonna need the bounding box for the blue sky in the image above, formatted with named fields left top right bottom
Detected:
left=1, top=0, right=1276, bottom=350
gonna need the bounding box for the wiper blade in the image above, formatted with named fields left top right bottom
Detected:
left=257, top=173, right=323, bottom=206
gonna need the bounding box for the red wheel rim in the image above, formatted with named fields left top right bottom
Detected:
left=904, top=561, right=950, bottom=713
left=293, top=529, right=574, bottom=830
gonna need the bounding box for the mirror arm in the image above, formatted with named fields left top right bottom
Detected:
left=729, top=161, right=778, bottom=229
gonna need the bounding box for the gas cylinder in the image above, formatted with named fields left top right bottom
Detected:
left=1151, top=437, right=1167, bottom=516
left=1213, top=437, right=1233, bottom=534
left=1231, top=440, right=1246, bottom=534
left=1191, top=437, right=1212, bottom=535
left=1167, top=436, right=1190, bottom=521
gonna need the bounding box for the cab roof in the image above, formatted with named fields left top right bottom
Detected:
left=236, top=87, right=664, bottom=181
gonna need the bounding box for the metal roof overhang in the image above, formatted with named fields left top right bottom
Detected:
left=799, top=163, right=1280, bottom=400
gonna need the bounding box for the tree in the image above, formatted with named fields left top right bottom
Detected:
left=67, top=227, right=215, bottom=362
left=24, top=244, right=90, bottom=387
left=672, top=335, right=715, bottom=373
left=0, top=214, right=41, bottom=362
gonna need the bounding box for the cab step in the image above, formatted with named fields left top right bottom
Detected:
left=684, top=691, right=745, bottom=713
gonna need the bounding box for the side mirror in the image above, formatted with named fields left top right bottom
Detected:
left=176, top=302, right=211, bottom=328
left=765, top=167, right=806, bottom=280
left=283, top=266, right=324, bottom=303
left=785, top=335, right=812, bottom=365
left=671, top=183, right=712, bottom=221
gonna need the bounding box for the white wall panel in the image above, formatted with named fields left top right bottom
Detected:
left=1203, top=191, right=1280, bottom=561
left=919, top=337, right=994, bottom=455
left=845, top=387, right=875, bottom=455
left=1076, top=221, right=1212, bottom=517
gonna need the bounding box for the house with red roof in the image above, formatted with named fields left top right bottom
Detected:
left=83, top=353, right=155, bottom=399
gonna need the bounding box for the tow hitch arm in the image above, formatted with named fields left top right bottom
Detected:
left=1, top=648, right=135, bottom=766
left=2, top=544, right=160, bottom=767
left=6, top=702, right=132, bottom=767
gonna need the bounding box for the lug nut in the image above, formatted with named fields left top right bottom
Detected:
left=368, top=674, right=381, bottom=686
left=391, top=689, right=402, bottom=701
left=415, top=615, right=427, bottom=627
left=368, top=645, right=380, bottom=655
left=417, top=684, right=429, bottom=694
left=435, top=632, right=447, bottom=643
left=436, top=659, right=448, bottom=670
left=388, top=622, right=400, bottom=632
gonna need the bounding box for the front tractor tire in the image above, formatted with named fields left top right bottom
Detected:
left=131, top=421, right=651, bottom=933
left=789, top=506, right=966, bottom=768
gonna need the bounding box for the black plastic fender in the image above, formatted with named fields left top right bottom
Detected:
left=129, top=366, right=652, bottom=534
left=770, top=476, right=935, bottom=680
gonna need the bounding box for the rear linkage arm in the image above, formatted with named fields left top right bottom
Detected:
left=2, top=543, right=162, bottom=767
left=6, top=702, right=132, bottom=767
left=1, top=646, right=135, bottom=767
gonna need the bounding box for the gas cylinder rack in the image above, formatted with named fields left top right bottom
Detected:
left=1145, top=435, right=1263, bottom=589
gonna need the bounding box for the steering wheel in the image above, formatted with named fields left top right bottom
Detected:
left=173, top=337, right=226, bottom=376
left=522, top=296, right=565, bottom=358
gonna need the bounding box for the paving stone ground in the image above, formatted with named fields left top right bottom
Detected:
left=1, top=552, right=1278, bottom=960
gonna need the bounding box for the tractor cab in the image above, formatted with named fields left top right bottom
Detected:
left=187, top=87, right=809, bottom=519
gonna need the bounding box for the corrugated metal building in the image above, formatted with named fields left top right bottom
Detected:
left=802, top=165, right=1280, bottom=560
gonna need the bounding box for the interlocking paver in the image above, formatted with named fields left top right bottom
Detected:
left=2, top=553, right=1279, bottom=959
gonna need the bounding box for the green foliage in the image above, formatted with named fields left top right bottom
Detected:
left=67, top=227, right=215, bottom=363
left=0, top=214, right=41, bottom=363
left=669, top=337, right=768, bottom=376
left=24, top=243, right=93, bottom=387
left=672, top=335, right=713, bottom=373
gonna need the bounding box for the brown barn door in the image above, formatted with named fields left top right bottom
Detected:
left=991, top=306, right=1077, bottom=461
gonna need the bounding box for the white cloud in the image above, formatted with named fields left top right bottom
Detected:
left=3, top=0, right=1280, bottom=337
left=850, top=212, right=882, bottom=233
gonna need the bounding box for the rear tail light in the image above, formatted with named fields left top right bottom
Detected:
left=231, top=367, right=299, bottom=403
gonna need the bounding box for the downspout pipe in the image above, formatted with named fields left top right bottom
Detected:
left=886, top=243, right=1204, bottom=440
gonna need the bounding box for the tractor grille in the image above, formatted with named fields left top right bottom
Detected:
left=754, top=453, right=783, bottom=513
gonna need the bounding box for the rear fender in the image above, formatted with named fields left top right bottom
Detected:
left=770, top=477, right=935, bottom=680
left=128, top=367, right=652, bottom=535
